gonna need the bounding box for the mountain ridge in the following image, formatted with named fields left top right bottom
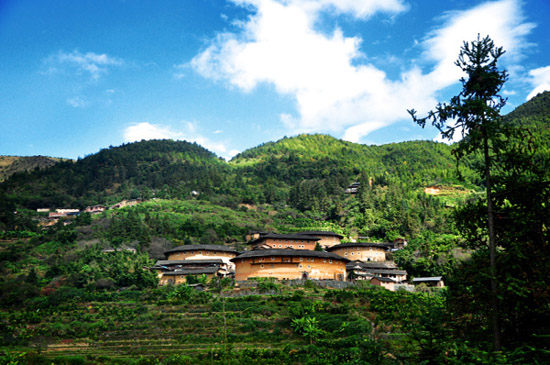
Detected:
left=1, top=91, right=548, bottom=210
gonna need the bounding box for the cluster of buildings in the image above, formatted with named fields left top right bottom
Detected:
left=151, top=231, right=443, bottom=291
left=36, top=199, right=142, bottom=227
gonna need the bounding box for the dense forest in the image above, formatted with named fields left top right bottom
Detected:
left=0, top=91, right=549, bottom=363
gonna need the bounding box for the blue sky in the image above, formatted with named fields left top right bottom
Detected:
left=1, top=0, right=549, bottom=160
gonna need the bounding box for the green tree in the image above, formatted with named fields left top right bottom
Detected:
left=409, top=35, right=508, bottom=351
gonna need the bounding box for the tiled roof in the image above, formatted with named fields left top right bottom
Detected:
left=296, top=231, right=343, bottom=238
left=346, top=261, right=398, bottom=269
left=371, top=276, right=397, bottom=283
left=154, top=259, right=224, bottom=267
left=326, top=242, right=390, bottom=251
left=161, top=267, right=219, bottom=276
left=164, top=244, right=239, bottom=255
left=412, top=276, right=443, bottom=282
left=231, top=249, right=349, bottom=262
left=248, top=233, right=320, bottom=245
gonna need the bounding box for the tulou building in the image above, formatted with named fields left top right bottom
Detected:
left=327, top=242, right=410, bottom=290
left=154, top=230, right=411, bottom=289
left=231, top=249, right=348, bottom=281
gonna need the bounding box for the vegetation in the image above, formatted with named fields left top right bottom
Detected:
left=1, top=42, right=549, bottom=363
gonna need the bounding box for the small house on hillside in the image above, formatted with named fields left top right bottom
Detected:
left=110, top=199, right=142, bottom=210
left=345, top=182, right=360, bottom=194
left=102, top=246, right=137, bottom=254
left=412, top=276, right=445, bottom=288
left=84, top=205, right=106, bottom=214
left=231, top=249, right=349, bottom=281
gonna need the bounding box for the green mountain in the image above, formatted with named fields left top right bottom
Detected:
left=231, top=134, right=472, bottom=187
left=505, top=90, right=550, bottom=121
left=0, top=140, right=229, bottom=209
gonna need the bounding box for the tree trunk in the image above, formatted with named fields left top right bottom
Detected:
left=484, top=133, right=501, bottom=351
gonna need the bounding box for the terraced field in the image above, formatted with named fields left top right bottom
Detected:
left=2, top=288, right=363, bottom=363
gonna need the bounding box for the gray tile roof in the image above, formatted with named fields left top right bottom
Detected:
left=231, top=249, right=349, bottom=262
left=326, top=242, right=391, bottom=251
left=248, top=233, right=321, bottom=245
left=164, top=244, right=239, bottom=255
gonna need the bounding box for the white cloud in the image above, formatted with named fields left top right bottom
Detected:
left=123, top=122, right=236, bottom=159
left=43, top=50, right=123, bottom=81
left=421, top=0, right=535, bottom=92
left=124, top=122, right=184, bottom=142
left=526, top=66, right=550, bottom=100
left=190, top=0, right=534, bottom=143
left=66, top=96, right=89, bottom=108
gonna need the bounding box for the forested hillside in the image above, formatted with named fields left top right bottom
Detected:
left=0, top=140, right=230, bottom=209
left=0, top=139, right=475, bottom=246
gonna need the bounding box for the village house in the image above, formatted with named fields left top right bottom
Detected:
left=390, top=237, right=408, bottom=251
left=412, top=276, right=445, bottom=288
left=102, top=246, right=137, bottom=254
left=55, top=208, right=80, bottom=214
left=369, top=277, right=399, bottom=291
left=345, top=181, right=360, bottom=194
left=295, top=231, right=343, bottom=249
left=231, top=249, right=349, bottom=281
left=110, top=199, right=142, bottom=210
left=346, top=260, right=408, bottom=282
left=327, top=242, right=389, bottom=262
left=84, top=205, right=106, bottom=214
left=158, top=267, right=220, bottom=285
left=247, top=233, right=321, bottom=250
left=163, top=244, right=239, bottom=271
left=153, top=259, right=229, bottom=285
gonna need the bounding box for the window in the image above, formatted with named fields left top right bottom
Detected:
left=329, top=259, right=332, bottom=264
left=344, top=252, right=348, bottom=256
left=299, top=257, right=303, bottom=261
left=351, top=252, right=354, bottom=256
left=279, top=244, right=282, bottom=248
left=323, top=259, right=326, bottom=263
left=260, top=264, right=264, bottom=268
left=307, top=265, right=311, bottom=269
left=271, top=257, right=275, bottom=261
left=299, top=265, right=303, bottom=268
